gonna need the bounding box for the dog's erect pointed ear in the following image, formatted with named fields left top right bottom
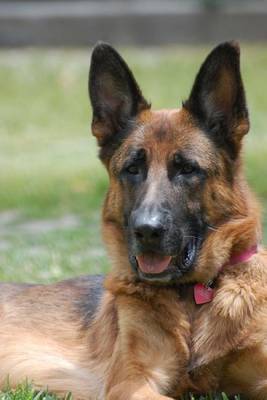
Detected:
left=89, top=43, right=149, bottom=150
left=184, top=42, right=249, bottom=157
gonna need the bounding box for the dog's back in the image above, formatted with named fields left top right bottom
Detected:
left=0, top=276, right=108, bottom=398
left=0, top=275, right=104, bottom=323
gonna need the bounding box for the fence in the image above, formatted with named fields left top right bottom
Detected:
left=0, top=0, right=267, bottom=46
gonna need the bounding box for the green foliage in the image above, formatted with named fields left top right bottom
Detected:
left=0, top=383, right=242, bottom=400
left=0, top=383, right=65, bottom=400
left=181, top=394, right=241, bottom=400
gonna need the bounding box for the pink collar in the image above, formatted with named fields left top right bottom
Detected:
left=194, top=245, right=258, bottom=305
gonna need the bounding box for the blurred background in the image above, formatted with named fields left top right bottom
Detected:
left=0, top=0, right=266, bottom=283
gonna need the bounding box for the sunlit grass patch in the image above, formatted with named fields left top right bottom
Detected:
left=0, top=382, right=70, bottom=400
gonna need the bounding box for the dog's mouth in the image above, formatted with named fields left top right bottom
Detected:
left=134, top=237, right=200, bottom=284
left=136, top=254, right=172, bottom=274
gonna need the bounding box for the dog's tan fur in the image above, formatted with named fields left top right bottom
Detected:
left=0, top=109, right=197, bottom=400
left=188, top=221, right=267, bottom=398
left=0, top=42, right=266, bottom=400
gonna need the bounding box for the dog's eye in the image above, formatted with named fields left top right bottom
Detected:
left=126, top=164, right=139, bottom=175
left=179, top=164, right=196, bottom=175
left=173, top=154, right=198, bottom=176
left=174, top=162, right=196, bottom=175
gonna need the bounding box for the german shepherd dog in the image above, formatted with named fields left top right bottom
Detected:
left=0, top=42, right=266, bottom=399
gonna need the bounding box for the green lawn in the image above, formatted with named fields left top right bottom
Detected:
left=0, top=383, right=241, bottom=400
left=0, top=46, right=266, bottom=399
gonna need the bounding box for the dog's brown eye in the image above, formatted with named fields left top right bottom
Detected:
left=173, top=154, right=198, bottom=176
left=180, top=164, right=195, bottom=175
left=126, top=165, right=139, bottom=175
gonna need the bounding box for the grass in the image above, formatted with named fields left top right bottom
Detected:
left=0, top=382, right=242, bottom=400
left=0, top=383, right=69, bottom=400
left=0, top=45, right=266, bottom=398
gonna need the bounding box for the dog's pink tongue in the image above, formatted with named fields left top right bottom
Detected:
left=136, top=254, right=171, bottom=274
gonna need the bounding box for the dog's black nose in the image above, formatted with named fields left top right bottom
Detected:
left=132, top=210, right=164, bottom=245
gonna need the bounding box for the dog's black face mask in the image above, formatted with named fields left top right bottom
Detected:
left=118, top=140, right=208, bottom=284
left=89, top=42, right=249, bottom=285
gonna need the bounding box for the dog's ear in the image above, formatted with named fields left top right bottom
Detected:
left=89, top=43, right=149, bottom=151
left=184, top=41, right=249, bottom=158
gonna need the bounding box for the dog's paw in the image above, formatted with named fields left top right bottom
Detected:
left=212, top=282, right=256, bottom=321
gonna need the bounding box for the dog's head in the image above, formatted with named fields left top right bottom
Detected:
left=89, top=42, right=252, bottom=285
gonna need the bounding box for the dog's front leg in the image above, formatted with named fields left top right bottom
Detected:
left=103, top=293, right=189, bottom=400
left=105, top=336, right=177, bottom=400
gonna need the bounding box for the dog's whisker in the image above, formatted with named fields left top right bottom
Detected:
left=206, top=224, right=219, bottom=232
